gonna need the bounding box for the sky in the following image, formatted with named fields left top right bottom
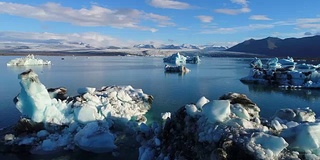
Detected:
left=0, top=0, right=320, bottom=48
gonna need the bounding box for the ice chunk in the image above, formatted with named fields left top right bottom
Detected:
left=202, top=100, right=231, bottom=123
left=161, top=112, right=171, bottom=120
left=7, top=54, right=51, bottom=66
left=163, top=52, right=187, bottom=65
left=15, top=69, right=64, bottom=123
left=73, top=103, right=101, bottom=123
left=247, top=132, right=288, bottom=159
left=231, top=104, right=250, bottom=120
left=74, top=122, right=116, bottom=153
left=281, top=122, right=320, bottom=153
left=196, top=96, right=209, bottom=109
left=185, top=104, right=199, bottom=117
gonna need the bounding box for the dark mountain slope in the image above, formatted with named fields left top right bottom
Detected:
left=227, top=35, right=320, bottom=57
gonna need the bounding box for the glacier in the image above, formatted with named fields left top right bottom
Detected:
left=7, top=54, right=51, bottom=66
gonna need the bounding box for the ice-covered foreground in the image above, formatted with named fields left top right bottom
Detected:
left=137, top=93, right=320, bottom=160
left=4, top=69, right=153, bottom=154
left=6, top=54, right=51, bottom=66
left=4, top=70, right=320, bottom=159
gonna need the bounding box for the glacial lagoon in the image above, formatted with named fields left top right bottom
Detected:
left=2, top=55, right=320, bottom=159
left=1, top=55, right=320, bottom=129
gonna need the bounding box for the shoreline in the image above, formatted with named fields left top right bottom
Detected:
left=2, top=51, right=320, bottom=61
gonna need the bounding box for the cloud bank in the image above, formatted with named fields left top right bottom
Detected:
left=0, top=2, right=175, bottom=32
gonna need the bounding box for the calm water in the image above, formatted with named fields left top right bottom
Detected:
left=1, top=56, right=320, bottom=129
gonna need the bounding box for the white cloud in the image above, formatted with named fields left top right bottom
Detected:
left=249, top=15, right=272, bottom=21
left=200, top=24, right=274, bottom=34
left=273, top=17, right=320, bottom=31
left=145, top=13, right=175, bottom=27
left=0, top=2, right=174, bottom=32
left=296, top=18, right=320, bottom=30
left=196, top=15, right=213, bottom=23
left=214, top=0, right=250, bottom=15
left=231, top=0, right=248, bottom=7
left=0, top=31, right=135, bottom=47
left=147, top=0, right=191, bottom=9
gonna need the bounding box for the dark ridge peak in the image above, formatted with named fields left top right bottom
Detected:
left=227, top=35, right=320, bottom=58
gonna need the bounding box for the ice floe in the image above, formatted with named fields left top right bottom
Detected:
left=242, top=57, right=320, bottom=89
left=7, top=54, right=51, bottom=66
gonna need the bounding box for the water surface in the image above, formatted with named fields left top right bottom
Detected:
left=1, top=55, right=320, bottom=129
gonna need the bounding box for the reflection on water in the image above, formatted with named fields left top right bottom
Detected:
left=243, top=83, right=320, bottom=102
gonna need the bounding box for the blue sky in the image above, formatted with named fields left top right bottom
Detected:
left=0, top=0, right=320, bottom=47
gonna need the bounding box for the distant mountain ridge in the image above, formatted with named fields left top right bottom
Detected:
left=227, top=35, right=320, bottom=57
left=132, top=43, right=227, bottom=51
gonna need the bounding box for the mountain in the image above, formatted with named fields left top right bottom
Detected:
left=133, top=44, right=155, bottom=49
left=180, top=44, right=199, bottom=49
left=227, top=35, right=320, bottom=57
left=158, top=44, right=181, bottom=49
left=199, top=45, right=227, bottom=51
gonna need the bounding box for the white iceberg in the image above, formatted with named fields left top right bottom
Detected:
left=8, top=69, right=153, bottom=154
left=163, top=52, right=186, bottom=65
left=186, top=55, right=201, bottom=64
left=247, top=132, right=288, bottom=159
left=7, top=54, right=51, bottom=66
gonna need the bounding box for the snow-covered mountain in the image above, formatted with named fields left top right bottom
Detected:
left=180, top=44, right=199, bottom=49
left=158, top=44, right=181, bottom=49
left=133, top=44, right=155, bottom=49
left=199, top=45, right=228, bottom=51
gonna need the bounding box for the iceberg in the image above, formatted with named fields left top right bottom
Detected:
left=3, top=69, right=153, bottom=154
left=163, top=52, right=186, bottom=65
left=242, top=57, right=320, bottom=89
left=186, top=55, right=201, bottom=64
left=7, top=54, right=51, bottom=66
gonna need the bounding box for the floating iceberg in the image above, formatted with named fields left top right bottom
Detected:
left=186, top=55, right=201, bottom=64
left=3, top=69, right=153, bottom=154
left=7, top=54, right=51, bottom=66
left=163, top=52, right=187, bottom=64
left=243, top=57, right=320, bottom=88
